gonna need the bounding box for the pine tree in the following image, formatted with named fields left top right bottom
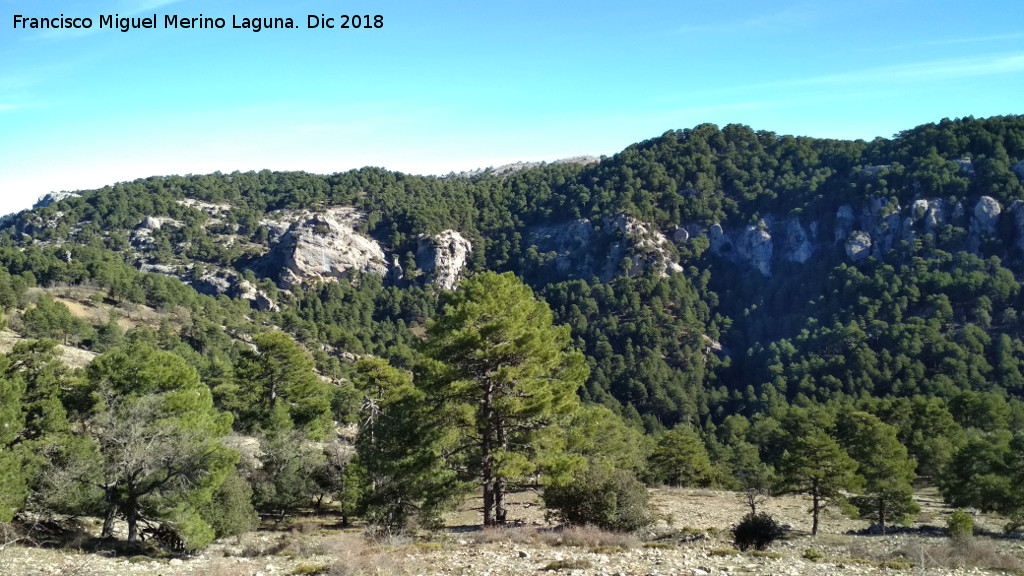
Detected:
left=353, top=357, right=456, bottom=529
left=648, top=425, right=715, bottom=487
left=419, top=272, right=588, bottom=526
left=0, top=354, right=26, bottom=522
left=777, top=427, right=862, bottom=535
left=224, top=331, right=332, bottom=439
left=73, top=342, right=238, bottom=549
left=838, top=411, right=919, bottom=533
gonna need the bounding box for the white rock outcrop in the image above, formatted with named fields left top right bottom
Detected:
left=835, top=205, right=855, bottom=244
left=33, top=192, right=80, bottom=209
left=255, top=207, right=389, bottom=286
left=709, top=223, right=733, bottom=254
left=736, top=223, right=773, bottom=276
left=607, top=213, right=683, bottom=278
left=846, top=232, right=872, bottom=262
left=417, top=230, right=472, bottom=290
left=783, top=219, right=814, bottom=264
left=972, top=196, right=1002, bottom=236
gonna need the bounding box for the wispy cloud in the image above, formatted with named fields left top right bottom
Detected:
left=0, top=105, right=20, bottom=112
left=794, top=53, right=1024, bottom=86
left=921, top=32, right=1024, bottom=46
left=685, top=52, right=1024, bottom=102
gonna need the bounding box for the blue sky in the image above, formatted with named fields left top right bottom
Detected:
left=1, top=0, right=1022, bottom=216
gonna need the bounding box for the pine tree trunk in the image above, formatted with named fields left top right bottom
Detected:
left=101, top=506, right=117, bottom=538
left=811, top=481, right=820, bottom=536
left=481, top=385, right=495, bottom=526
left=482, top=478, right=494, bottom=526
left=879, top=499, right=887, bottom=534
left=126, top=496, right=139, bottom=543
left=495, top=478, right=507, bottom=524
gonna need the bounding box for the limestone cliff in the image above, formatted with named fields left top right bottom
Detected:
left=253, top=207, right=389, bottom=286
left=417, top=230, right=473, bottom=290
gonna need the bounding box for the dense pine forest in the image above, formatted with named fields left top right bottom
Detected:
left=2, top=115, right=1024, bottom=548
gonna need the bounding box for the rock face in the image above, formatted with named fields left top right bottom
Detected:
left=33, top=192, right=80, bottom=209
left=527, top=219, right=598, bottom=277
left=709, top=223, right=733, bottom=254
left=1014, top=160, right=1024, bottom=180
left=606, top=213, right=684, bottom=279
left=736, top=223, right=773, bottom=276
left=925, top=199, right=945, bottom=231
left=835, top=205, right=855, bottom=244
left=846, top=232, right=872, bottom=262
left=972, top=196, right=1002, bottom=236
left=254, top=207, right=389, bottom=286
left=1013, top=201, right=1024, bottom=255
left=969, top=195, right=1002, bottom=251
left=783, top=219, right=814, bottom=264
left=525, top=214, right=683, bottom=282
left=417, top=230, right=472, bottom=290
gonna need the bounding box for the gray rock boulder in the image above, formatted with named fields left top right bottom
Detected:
left=736, top=223, right=773, bottom=276
left=417, top=229, right=472, bottom=290
left=254, top=207, right=388, bottom=286
left=845, top=232, right=872, bottom=262
left=834, top=205, right=855, bottom=244
left=709, top=223, right=734, bottom=254
left=925, top=199, right=946, bottom=231
left=911, top=199, right=930, bottom=222
left=33, top=192, right=80, bottom=209
left=604, top=214, right=683, bottom=279
left=972, top=196, right=1002, bottom=236
left=783, top=219, right=813, bottom=263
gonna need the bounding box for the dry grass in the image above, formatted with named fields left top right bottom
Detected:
left=538, top=525, right=641, bottom=550
left=325, top=536, right=427, bottom=576
left=463, top=525, right=539, bottom=545
left=461, top=524, right=641, bottom=551
left=897, top=536, right=1023, bottom=572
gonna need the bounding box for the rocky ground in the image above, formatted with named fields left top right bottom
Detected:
left=2, top=488, right=1022, bottom=576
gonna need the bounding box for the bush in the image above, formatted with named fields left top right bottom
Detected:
left=543, top=465, right=652, bottom=532
left=732, top=512, right=785, bottom=551
left=947, top=509, right=973, bottom=541
left=200, top=470, right=259, bottom=539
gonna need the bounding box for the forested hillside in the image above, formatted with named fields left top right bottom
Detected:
left=3, top=115, right=1024, bottom=545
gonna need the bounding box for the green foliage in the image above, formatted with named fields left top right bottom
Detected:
left=250, top=429, right=325, bottom=523
left=947, top=509, right=974, bottom=541
left=776, top=426, right=862, bottom=535
left=939, top=430, right=1024, bottom=515
left=732, top=512, right=785, bottom=551
left=838, top=411, right=919, bottom=531
left=647, top=426, right=714, bottom=487
left=2, top=117, right=1024, bottom=532
left=200, top=470, right=258, bottom=539
left=419, top=272, right=588, bottom=525
left=0, top=353, right=27, bottom=521
left=543, top=464, right=653, bottom=532
left=353, top=357, right=456, bottom=530
left=72, top=342, right=237, bottom=549
left=22, top=294, right=90, bottom=346
left=565, top=405, right=649, bottom=475
left=223, top=331, right=333, bottom=439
